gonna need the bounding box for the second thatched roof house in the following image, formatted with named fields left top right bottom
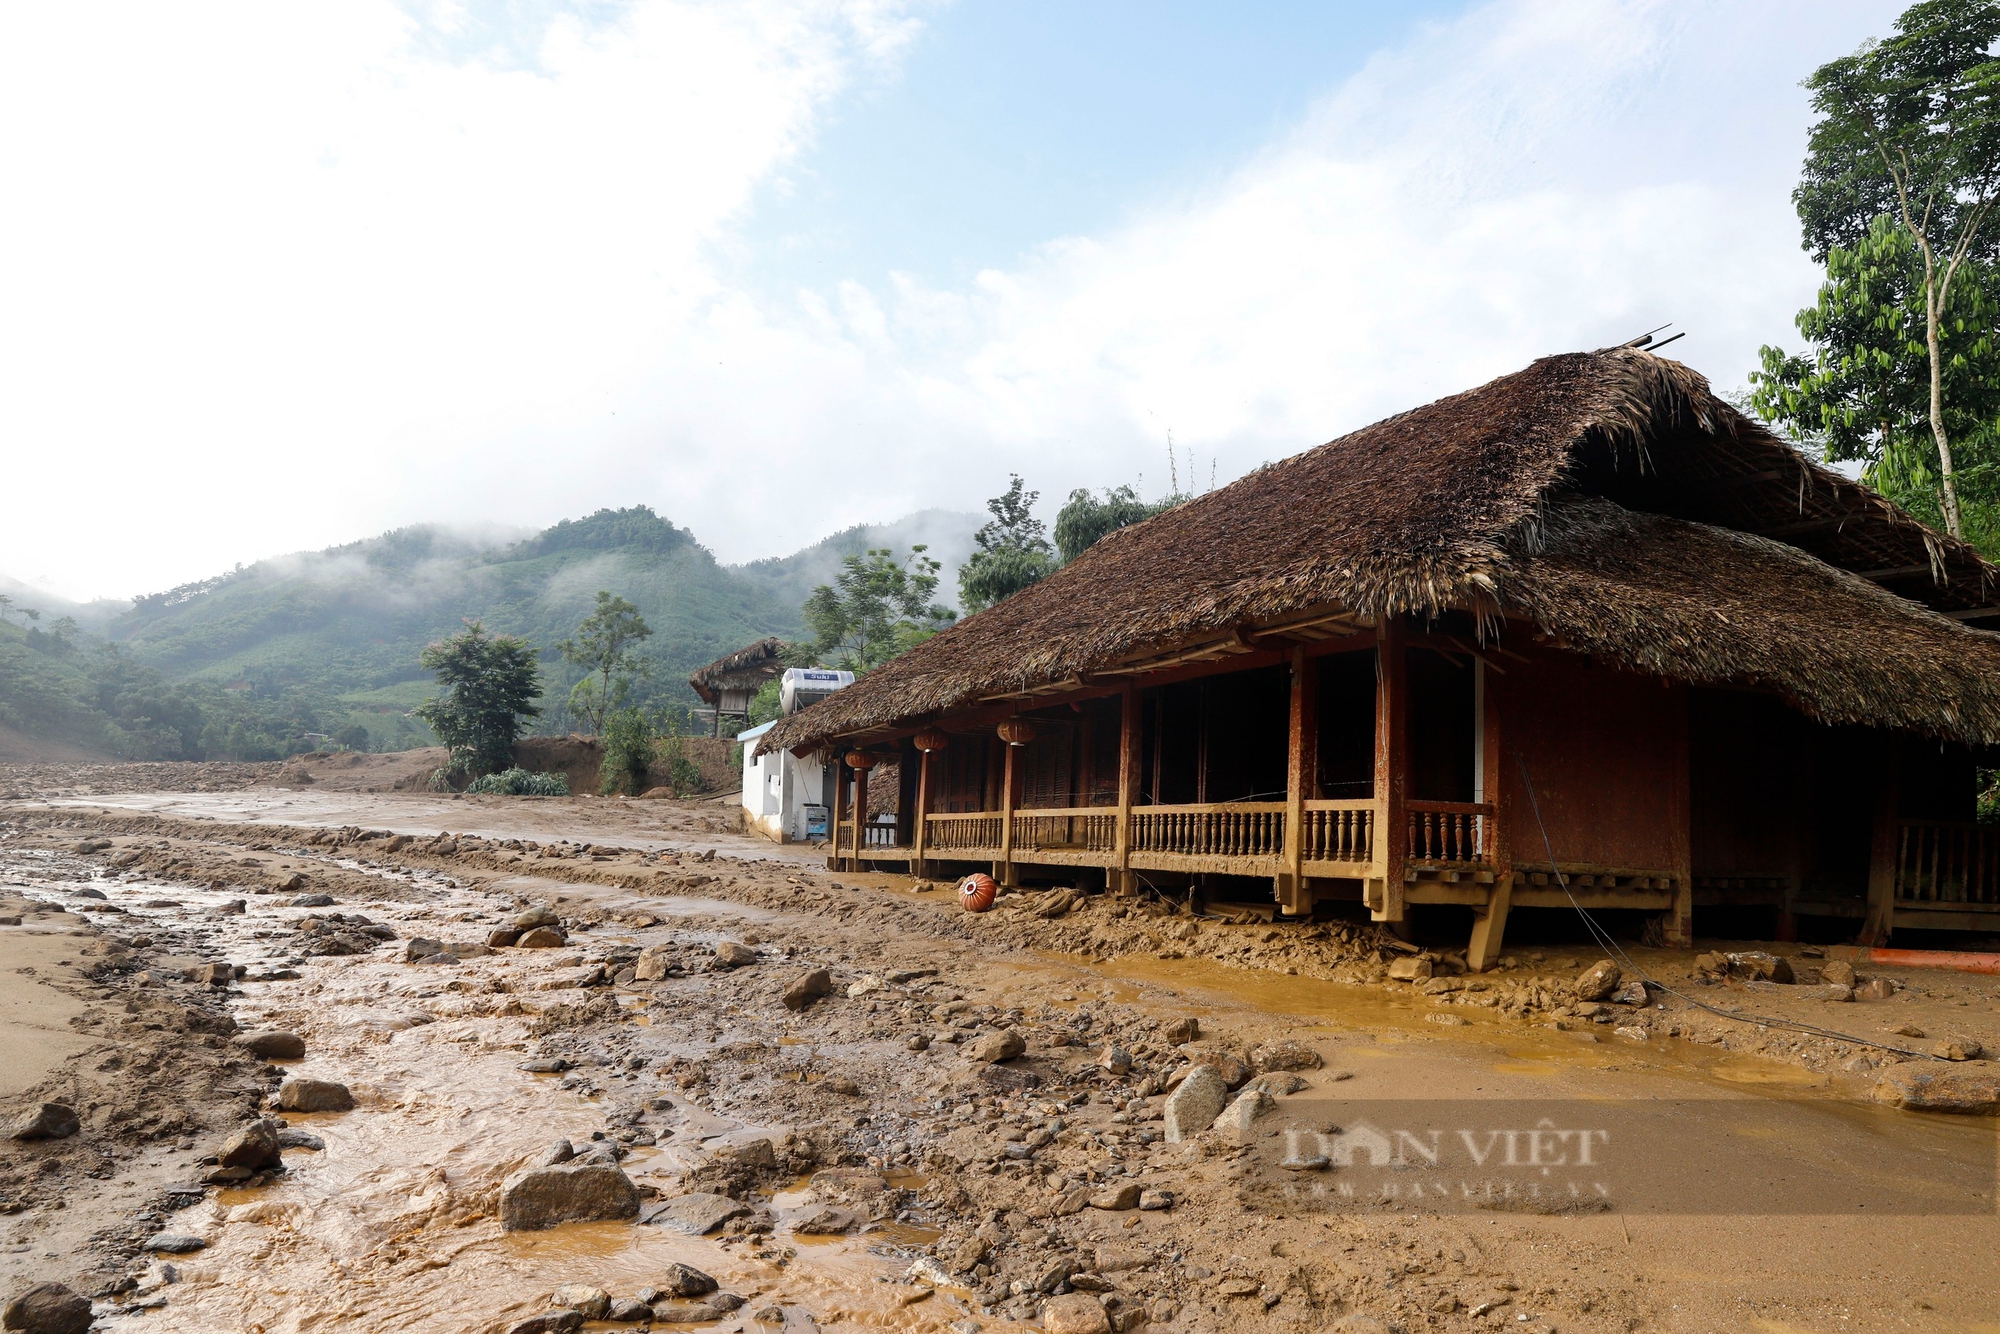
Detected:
left=761, top=347, right=2000, bottom=964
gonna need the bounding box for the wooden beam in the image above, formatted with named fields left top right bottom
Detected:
left=850, top=758, right=868, bottom=874
left=1467, top=659, right=1513, bottom=971
left=912, top=747, right=931, bottom=877
left=1279, top=647, right=1316, bottom=914
left=998, top=734, right=1018, bottom=887
left=1943, top=606, right=2000, bottom=621
left=1115, top=684, right=1138, bottom=896
left=1862, top=738, right=1900, bottom=946
left=827, top=754, right=846, bottom=872
left=1859, top=564, right=1938, bottom=582
left=1755, top=515, right=1855, bottom=537
left=1372, top=617, right=1408, bottom=923
left=1665, top=683, right=1693, bottom=948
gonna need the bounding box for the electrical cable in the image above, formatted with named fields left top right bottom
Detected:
left=1513, top=752, right=1936, bottom=1060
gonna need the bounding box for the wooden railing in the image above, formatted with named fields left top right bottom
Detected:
left=1299, top=799, right=1375, bottom=864
left=1407, top=800, right=1494, bottom=866
left=1012, top=808, right=1118, bottom=853
left=863, top=821, right=904, bottom=849
left=926, top=812, right=1003, bottom=852
left=1895, top=820, right=2000, bottom=905
left=1129, top=802, right=1286, bottom=859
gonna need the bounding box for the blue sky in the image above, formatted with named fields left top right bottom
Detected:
left=0, top=0, right=1904, bottom=599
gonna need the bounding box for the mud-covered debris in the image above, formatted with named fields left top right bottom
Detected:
left=237, top=1030, right=305, bottom=1060
left=1, top=1281, right=93, bottom=1334
left=500, top=1162, right=641, bottom=1230
left=792, top=1205, right=855, bottom=1234
left=782, top=968, right=834, bottom=1011
left=550, top=1287, right=609, bottom=1319
left=1822, top=960, right=1858, bottom=987
left=1249, top=1040, right=1321, bottom=1072
left=1936, top=1037, right=1984, bottom=1061
left=1855, top=977, right=1899, bottom=1001
left=640, top=1192, right=750, bottom=1235
left=1574, top=960, right=1621, bottom=1001
left=1873, top=1064, right=2000, bottom=1114
left=278, top=1078, right=354, bottom=1112
left=8, top=1102, right=79, bottom=1141
left=1387, top=956, right=1433, bottom=982
left=1041, top=1292, right=1108, bottom=1334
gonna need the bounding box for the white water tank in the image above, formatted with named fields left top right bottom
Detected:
left=780, top=667, right=854, bottom=715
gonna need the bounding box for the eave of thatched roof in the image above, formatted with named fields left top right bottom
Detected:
left=760, top=348, right=2000, bottom=755
left=688, top=637, right=787, bottom=704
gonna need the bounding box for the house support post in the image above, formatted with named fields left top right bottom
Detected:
left=1665, top=684, right=1694, bottom=948
left=1114, top=684, right=1139, bottom=897
left=1863, top=738, right=1901, bottom=946
left=1466, top=662, right=1514, bottom=971
left=850, top=761, right=870, bottom=873
left=912, top=748, right=931, bottom=879
left=1278, top=647, right=1316, bottom=915
left=827, top=752, right=846, bottom=871
left=997, top=736, right=1018, bottom=888
left=1370, top=618, right=1409, bottom=923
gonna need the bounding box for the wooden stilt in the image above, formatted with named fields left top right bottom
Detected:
left=999, top=736, right=1018, bottom=887
left=850, top=759, right=868, bottom=874
left=1665, top=683, right=1694, bottom=948
left=1467, top=658, right=1513, bottom=971
left=827, top=753, right=845, bottom=872
left=1466, top=872, right=1514, bottom=972
left=1371, top=617, right=1408, bottom=923
left=1279, top=647, right=1316, bottom=915
left=1114, top=684, right=1138, bottom=896
left=912, top=747, right=932, bottom=879
left=1863, top=738, right=1901, bottom=946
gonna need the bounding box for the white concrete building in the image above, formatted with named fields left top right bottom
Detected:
left=738, top=721, right=830, bottom=844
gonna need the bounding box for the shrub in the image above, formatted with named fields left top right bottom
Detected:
left=466, top=767, right=569, bottom=796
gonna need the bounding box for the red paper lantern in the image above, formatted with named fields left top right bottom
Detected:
left=958, top=872, right=998, bottom=913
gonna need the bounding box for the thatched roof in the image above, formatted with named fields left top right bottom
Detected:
left=762, top=348, right=2000, bottom=754
left=688, top=637, right=787, bottom=705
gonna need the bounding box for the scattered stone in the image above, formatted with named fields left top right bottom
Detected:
left=847, top=974, right=885, bottom=998
left=519, top=1058, right=572, bottom=1074
left=1611, top=980, right=1649, bottom=1006
left=289, top=893, right=335, bottom=908
left=499, top=1163, right=642, bottom=1230
left=238, top=1030, right=306, bottom=1060
left=966, top=1030, right=1026, bottom=1063
left=552, top=1287, right=610, bottom=1320
left=1821, top=960, right=1858, bottom=987
left=1163, top=1064, right=1228, bottom=1142
left=1727, top=951, right=1794, bottom=983
left=783, top=969, right=835, bottom=1011
left=1161, top=1016, right=1200, bottom=1044
left=1, top=1282, right=92, bottom=1334
left=1574, top=960, right=1621, bottom=1001
left=505, top=1314, right=582, bottom=1334
left=518, top=927, right=567, bottom=948
left=793, top=1205, right=856, bottom=1234
left=1242, top=1072, right=1307, bottom=1097
left=1098, top=1045, right=1133, bottom=1075
left=8, top=1103, right=79, bottom=1142
left=1249, top=1040, right=1322, bottom=1072
left=216, top=1119, right=283, bottom=1170
left=515, top=906, right=562, bottom=930
left=1854, top=977, right=1899, bottom=1001
left=605, top=1297, right=653, bottom=1323
left=1041, top=1292, right=1112, bottom=1334
left=1935, top=1037, right=1984, bottom=1062
left=640, top=1192, right=750, bottom=1235
left=1873, top=1064, right=2000, bottom=1114
left=196, top=962, right=236, bottom=987
left=1893, top=1024, right=1928, bottom=1038
left=278, top=1078, right=354, bottom=1113
left=1386, top=956, right=1433, bottom=982
left=906, top=1034, right=930, bottom=1052
left=142, top=1234, right=207, bottom=1254
left=488, top=927, right=523, bottom=948
left=714, top=941, right=758, bottom=968
left=275, top=1128, right=324, bottom=1150
left=541, top=1139, right=576, bottom=1166
left=656, top=1263, right=718, bottom=1298
left=1088, top=1182, right=1141, bottom=1210
left=1213, top=1087, right=1273, bottom=1142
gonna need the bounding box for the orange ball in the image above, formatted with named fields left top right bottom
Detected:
left=957, top=873, right=998, bottom=913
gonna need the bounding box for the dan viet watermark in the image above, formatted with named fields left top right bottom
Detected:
left=1229, top=1100, right=1996, bottom=1216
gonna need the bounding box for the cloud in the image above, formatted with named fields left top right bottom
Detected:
left=0, top=0, right=1898, bottom=602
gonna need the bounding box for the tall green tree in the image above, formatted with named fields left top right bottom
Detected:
left=958, top=474, right=1057, bottom=613
left=1791, top=0, right=2000, bottom=536
left=803, top=546, right=954, bottom=670
left=413, top=620, right=542, bottom=777
left=1053, top=484, right=1168, bottom=564
left=557, top=591, right=652, bottom=735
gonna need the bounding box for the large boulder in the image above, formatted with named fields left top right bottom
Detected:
left=966, top=1030, right=1026, bottom=1063
left=518, top=927, right=567, bottom=949
left=1574, top=960, right=1621, bottom=1002
left=1, top=1282, right=92, bottom=1334
left=713, top=941, right=758, bottom=968
left=1163, top=1064, right=1229, bottom=1142
left=237, top=1030, right=306, bottom=1060
left=278, top=1079, right=354, bottom=1113
left=499, top=1162, right=641, bottom=1231
left=1873, top=1063, right=2000, bottom=1115
left=782, top=969, right=834, bottom=1011
left=7, top=1104, right=79, bottom=1141
left=216, top=1119, right=284, bottom=1170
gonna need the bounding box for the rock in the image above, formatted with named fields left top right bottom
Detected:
left=1093, top=1244, right=1148, bottom=1272
left=966, top=1029, right=1026, bottom=1063
left=1161, top=1016, right=1200, bottom=1044
left=1611, top=980, right=1649, bottom=1006
left=1821, top=960, right=1857, bottom=987
left=1873, top=1063, right=2000, bottom=1114
left=515, top=906, right=561, bottom=929
left=541, top=1139, right=576, bottom=1165
left=650, top=1303, right=730, bottom=1323
left=657, top=1262, right=719, bottom=1297
left=505, top=1314, right=582, bottom=1334
left=142, top=1234, right=207, bottom=1253
left=1041, top=1293, right=1112, bottom=1334
left=1088, top=1182, right=1140, bottom=1210
left=1574, top=960, right=1621, bottom=1001
left=551, top=1287, right=610, bottom=1320
left=793, top=1205, right=856, bottom=1234
left=1213, top=1087, right=1273, bottom=1142
left=7, top=1103, right=79, bottom=1141
left=1327, top=1317, right=1393, bottom=1334
left=847, top=974, right=885, bottom=998
left=1854, top=976, right=1899, bottom=1001
left=488, top=927, right=523, bottom=948
left=1, top=1282, right=92, bottom=1334
left=605, top=1297, right=653, bottom=1322
left=640, top=1192, right=750, bottom=1235
left=1893, top=1024, right=1928, bottom=1038
left=520, top=1058, right=572, bottom=1074
left=633, top=949, right=673, bottom=982
left=197, top=962, right=236, bottom=987
left=1935, top=1037, right=1984, bottom=1062
left=278, top=1078, right=354, bottom=1112
left=906, top=1034, right=930, bottom=1052
left=1726, top=951, right=1794, bottom=983
left=1163, top=1064, right=1228, bottom=1142
left=827, top=1076, right=860, bottom=1095
left=290, top=893, right=336, bottom=908
left=518, top=927, right=567, bottom=948
left=70, top=887, right=106, bottom=900
left=714, top=941, right=758, bottom=968
left=275, top=1129, right=324, bottom=1150
left=783, top=968, right=835, bottom=1010
left=1098, top=1045, right=1133, bottom=1075
left=217, top=1119, right=283, bottom=1170
left=238, top=1030, right=306, bottom=1060
left=1243, top=1072, right=1307, bottom=1097
left=500, top=1162, right=641, bottom=1230
left=1386, top=956, right=1433, bottom=982
left=1249, top=1040, right=1322, bottom=1072
left=404, top=937, right=443, bottom=961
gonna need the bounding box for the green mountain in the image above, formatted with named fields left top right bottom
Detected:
left=0, top=505, right=979, bottom=759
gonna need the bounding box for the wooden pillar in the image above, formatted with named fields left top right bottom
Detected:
left=913, top=747, right=932, bottom=878
left=998, top=737, right=1019, bottom=886
left=1279, top=647, right=1317, bottom=915
left=827, top=752, right=845, bottom=871
left=1371, top=617, right=1409, bottom=923
left=850, top=759, right=869, bottom=874
left=1467, top=660, right=1514, bottom=971
left=1114, top=684, right=1139, bottom=896
left=1863, top=736, right=1901, bottom=946
left=1664, top=683, right=1694, bottom=948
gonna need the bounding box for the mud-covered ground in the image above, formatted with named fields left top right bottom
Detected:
left=3, top=768, right=1999, bottom=1334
